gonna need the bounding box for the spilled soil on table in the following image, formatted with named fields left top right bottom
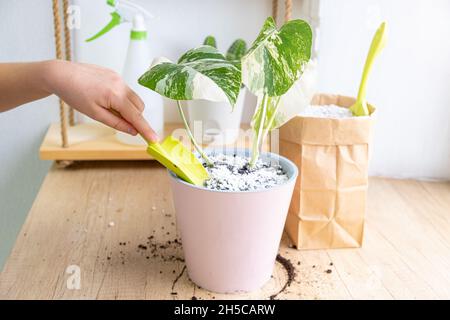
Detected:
left=102, top=219, right=335, bottom=300
left=270, top=254, right=296, bottom=300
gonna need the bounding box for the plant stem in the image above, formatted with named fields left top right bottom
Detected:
left=260, top=96, right=281, bottom=147
left=176, top=100, right=213, bottom=166
left=250, top=94, right=268, bottom=167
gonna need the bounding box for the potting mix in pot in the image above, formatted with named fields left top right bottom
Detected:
left=202, top=153, right=288, bottom=192
left=137, top=15, right=384, bottom=293
left=301, top=104, right=355, bottom=118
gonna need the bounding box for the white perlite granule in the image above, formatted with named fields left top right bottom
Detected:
left=300, top=104, right=354, bottom=118
left=203, top=154, right=288, bottom=192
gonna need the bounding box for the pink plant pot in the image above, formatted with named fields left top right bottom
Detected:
left=169, top=150, right=298, bottom=293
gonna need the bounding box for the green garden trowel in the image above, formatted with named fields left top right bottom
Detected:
left=147, top=136, right=210, bottom=186
left=350, top=22, right=387, bottom=116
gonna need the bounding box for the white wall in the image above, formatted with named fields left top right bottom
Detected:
left=317, top=0, right=450, bottom=180
left=0, top=1, right=59, bottom=268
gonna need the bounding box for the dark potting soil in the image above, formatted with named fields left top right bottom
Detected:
left=270, top=254, right=296, bottom=300
left=102, top=233, right=339, bottom=299
left=171, top=265, right=187, bottom=291
left=99, top=212, right=339, bottom=299
left=203, top=154, right=288, bottom=192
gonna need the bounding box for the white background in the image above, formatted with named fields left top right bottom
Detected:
left=0, top=0, right=449, bottom=267
left=318, top=0, right=450, bottom=180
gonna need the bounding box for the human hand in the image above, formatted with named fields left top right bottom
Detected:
left=45, top=60, right=159, bottom=142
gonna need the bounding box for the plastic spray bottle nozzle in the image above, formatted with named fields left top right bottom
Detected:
left=86, top=12, right=121, bottom=42
left=85, top=0, right=153, bottom=42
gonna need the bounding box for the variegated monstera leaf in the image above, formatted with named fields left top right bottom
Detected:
left=252, top=59, right=318, bottom=132
left=138, top=45, right=241, bottom=106
left=241, top=17, right=312, bottom=97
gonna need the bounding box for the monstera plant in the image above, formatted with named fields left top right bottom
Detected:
left=138, top=45, right=241, bottom=165
left=186, top=36, right=249, bottom=146
left=203, top=35, right=217, bottom=48
left=241, top=17, right=312, bottom=166
left=138, top=18, right=314, bottom=294
left=139, top=17, right=312, bottom=166
left=226, top=39, right=247, bottom=66
left=202, top=35, right=247, bottom=68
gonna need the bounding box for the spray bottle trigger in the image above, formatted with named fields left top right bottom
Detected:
left=85, top=11, right=122, bottom=42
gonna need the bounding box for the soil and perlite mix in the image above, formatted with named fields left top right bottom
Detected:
left=202, top=154, right=288, bottom=192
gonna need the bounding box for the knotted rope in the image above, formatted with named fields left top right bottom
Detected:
left=272, top=0, right=279, bottom=24
left=62, top=0, right=75, bottom=126
left=51, top=0, right=68, bottom=147
left=284, top=0, right=292, bottom=22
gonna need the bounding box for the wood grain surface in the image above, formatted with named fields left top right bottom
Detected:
left=1, top=161, right=449, bottom=300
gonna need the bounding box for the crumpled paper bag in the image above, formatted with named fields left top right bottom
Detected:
left=279, top=94, right=375, bottom=249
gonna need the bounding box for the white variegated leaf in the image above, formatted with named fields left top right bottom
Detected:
left=250, top=60, right=317, bottom=132
left=138, top=45, right=241, bottom=105
left=241, top=17, right=312, bottom=97
left=272, top=59, right=318, bottom=128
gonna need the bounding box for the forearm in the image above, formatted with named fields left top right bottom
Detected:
left=0, top=61, right=56, bottom=112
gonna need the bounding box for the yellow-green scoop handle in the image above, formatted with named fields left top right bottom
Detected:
left=350, top=22, right=387, bottom=116
left=147, top=135, right=209, bottom=186
left=107, top=107, right=209, bottom=185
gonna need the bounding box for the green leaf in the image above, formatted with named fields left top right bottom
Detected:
left=138, top=45, right=241, bottom=105
left=242, top=17, right=312, bottom=97
left=226, top=39, right=247, bottom=63
left=203, top=35, right=217, bottom=48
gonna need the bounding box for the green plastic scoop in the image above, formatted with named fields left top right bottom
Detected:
left=350, top=22, right=387, bottom=116
left=107, top=107, right=208, bottom=186
left=146, top=135, right=210, bottom=186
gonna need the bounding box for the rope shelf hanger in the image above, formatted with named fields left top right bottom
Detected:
left=51, top=0, right=75, bottom=149
left=62, top=0, right=75, bottom=127
left=272, top=0, right=293, bottom=24
left=284, top=0, right=292, bottom=22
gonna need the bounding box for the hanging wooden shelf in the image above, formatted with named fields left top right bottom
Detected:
left=43, top=0, right=288, bottom=162
left=39, top=122, right=270, bottom=161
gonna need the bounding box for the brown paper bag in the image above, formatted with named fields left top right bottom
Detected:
left=279, top=94, right=375, bottom=249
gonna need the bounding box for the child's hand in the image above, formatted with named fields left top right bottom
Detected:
left=46, top=60, right=159, bottom=142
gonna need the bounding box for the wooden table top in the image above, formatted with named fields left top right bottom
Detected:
left=1, top=161, right=449, bottom=300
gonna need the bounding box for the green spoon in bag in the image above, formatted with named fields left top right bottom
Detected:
left=147, top=135, right=210, bottom=186
left=350, top=22, right=387, bottom=116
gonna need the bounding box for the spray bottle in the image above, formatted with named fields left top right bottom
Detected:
left=87, top=0, right=164, bottom=145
